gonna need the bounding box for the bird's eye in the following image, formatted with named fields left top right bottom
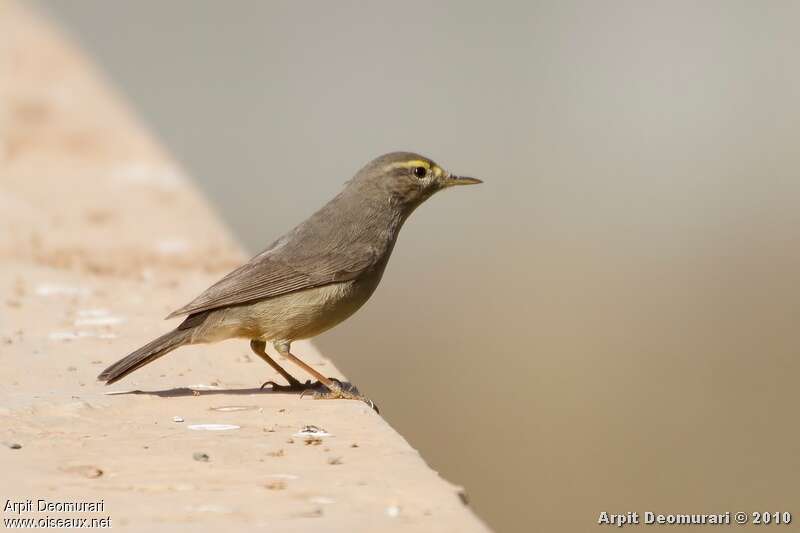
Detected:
left=412, top=166, right=427, bottom=179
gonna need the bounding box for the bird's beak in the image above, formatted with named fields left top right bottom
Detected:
left=442, top=174, right=483, bottom=187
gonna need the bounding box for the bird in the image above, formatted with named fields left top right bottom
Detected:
left=98, top=152, right=481, bottom=410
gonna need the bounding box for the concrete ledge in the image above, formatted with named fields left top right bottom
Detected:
left=0, top=3, right=488, bottom=530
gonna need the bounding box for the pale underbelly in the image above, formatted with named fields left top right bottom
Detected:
left=191, top=276, right=377, bottom=344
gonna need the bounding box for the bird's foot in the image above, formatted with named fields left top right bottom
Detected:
left=301, top=380, right=379, bottom=413
left=260, top=378, right=321, bottom=392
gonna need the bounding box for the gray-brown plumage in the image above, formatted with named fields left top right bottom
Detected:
left=98, top=152, right=481, bottom=409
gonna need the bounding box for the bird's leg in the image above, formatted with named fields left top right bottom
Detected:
left=250, top=339, right=317, bottom=391
left=274, top=342, right=379, bottom=412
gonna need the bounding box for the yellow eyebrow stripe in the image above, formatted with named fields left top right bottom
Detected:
left=384, top=160, right=445, bottom=177
left=384, top=159, right=431, bottom=171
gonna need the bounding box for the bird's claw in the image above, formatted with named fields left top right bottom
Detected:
left=297, top=377, right=342, bottom=399
left=302, top=379, right=379, bottom=413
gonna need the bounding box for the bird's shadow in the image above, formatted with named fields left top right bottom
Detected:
left=110, top=383, right=352, bottom=398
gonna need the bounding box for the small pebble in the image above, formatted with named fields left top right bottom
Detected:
left=172, top=416, right=184, bottom=423
left=193, top=452, right=210, bottom=462
left=4, top=442, right=22, bottom=450
left=294, top=425, right=332, bottom=437
left=62, top=465, right=103, bottom=478
left=327, top=456, right=343, bottom=465
left=265, top=480, right=286, bottom=490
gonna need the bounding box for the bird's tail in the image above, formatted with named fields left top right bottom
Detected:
left=98, top=329, right=191, bottom=385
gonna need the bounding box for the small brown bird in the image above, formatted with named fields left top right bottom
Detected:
left=98, top=152, right=481, bottom=409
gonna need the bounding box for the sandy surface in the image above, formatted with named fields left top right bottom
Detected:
left=0, top=3, right=487, bottom=531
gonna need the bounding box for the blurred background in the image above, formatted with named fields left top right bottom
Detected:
left=36, top=1, right=799, bottom=531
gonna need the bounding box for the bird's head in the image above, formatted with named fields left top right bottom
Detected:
left=352, top=152, right=482, bottom=215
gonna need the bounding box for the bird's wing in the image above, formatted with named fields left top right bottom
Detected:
left=165, top=243, right=377, bottom=319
